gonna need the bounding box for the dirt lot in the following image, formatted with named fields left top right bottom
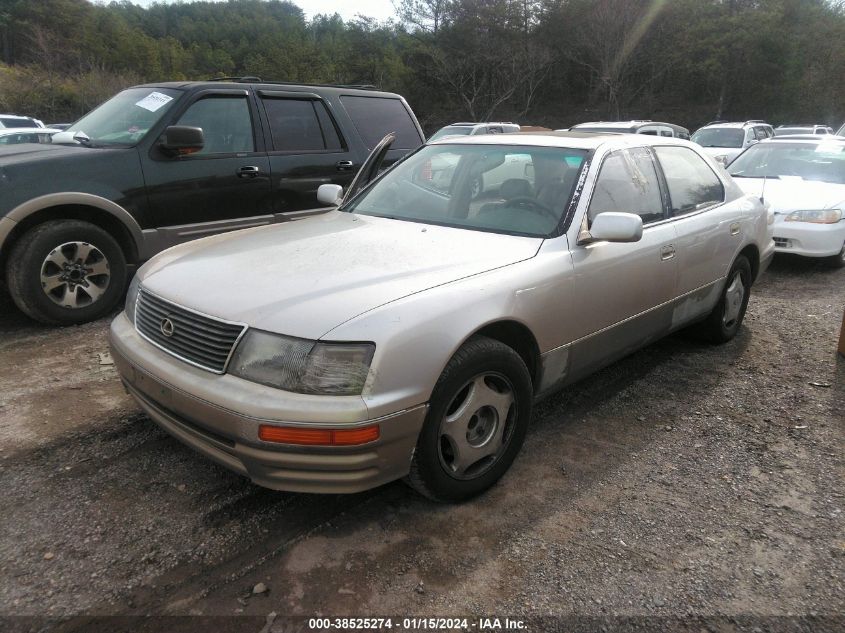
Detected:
left=0, top=256, right=842, bottom=632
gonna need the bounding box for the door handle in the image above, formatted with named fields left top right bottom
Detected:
left=336, top=160, right=354, bottom=171
left=730, top=221, right=741, bottom=235
left=237, top=165, right=260, bottom=178
left=660, top=245, right=676, bottom=261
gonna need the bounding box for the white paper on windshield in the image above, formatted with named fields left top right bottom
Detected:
left=134, top=92, right=173, bottom=113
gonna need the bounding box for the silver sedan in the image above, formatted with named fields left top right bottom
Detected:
left=109, top=132, right=774, bottom=502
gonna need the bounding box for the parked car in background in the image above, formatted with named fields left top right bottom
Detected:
left=47, top=123, right=72, bottom=131
left=774, top=125, right=834, bottom=136
left=429, top=122, right=520, bottom=141
left=110, top=132, right=772, bottom=502
left=566, top=120, right=690, bottom=139
left=0, top=127, right=60, bottom=145
left=691, top=120, right=774, bottom=165
left=728, top=135, right=845, bottom=267
left=0, top=114, right=44, bottom=129
left=0, top=78, right=424, bottom=325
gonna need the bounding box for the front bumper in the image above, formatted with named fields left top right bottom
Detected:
left=109, top=313, right=427, bottom=493
left=772, top=220, right=845, bottom=258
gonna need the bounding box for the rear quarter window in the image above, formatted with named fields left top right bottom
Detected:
left=339, top=96, right=423, bottom=150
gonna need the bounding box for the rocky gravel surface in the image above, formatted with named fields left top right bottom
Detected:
left=0, top=255, right=842, bottom=633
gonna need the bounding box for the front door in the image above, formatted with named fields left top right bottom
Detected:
left=567, top=146, right=678, bottom=379
left=142, top=90, right=272, bottom=240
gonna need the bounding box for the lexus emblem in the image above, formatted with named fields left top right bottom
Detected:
left=160, top=317, right=175, bottom=338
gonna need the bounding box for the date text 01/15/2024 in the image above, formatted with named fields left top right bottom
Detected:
left=307, top=617, right=527, bottom=630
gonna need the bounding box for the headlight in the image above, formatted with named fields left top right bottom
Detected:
left=784, top=209, right=842, bottom=224
left=229, top=330, right=375, bottom=396
left=125, top=275, right=140, bottom=324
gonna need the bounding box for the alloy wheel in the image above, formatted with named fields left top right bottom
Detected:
left=39, top=241, right=111, bottom=309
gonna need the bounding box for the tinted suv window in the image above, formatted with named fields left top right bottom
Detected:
left=654, top=146, right=724, bottom=216
left=589, top=147, right=664, bottom=224
left=176, top=96, right=254, bottom=155
left=262, top=98, right=342, bottom=151
left=340, top=96, right=422, bottom=150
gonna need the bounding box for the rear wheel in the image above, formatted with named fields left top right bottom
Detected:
left=694, top=255, right=752, bottom=343
left=6, top=220, right=127, bottom=325
left=406, top=336, right=533, bottom=502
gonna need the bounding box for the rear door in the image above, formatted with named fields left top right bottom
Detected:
left=653, top=145, right=738, bottom=305
left=258, top=90, right=358, bottom=217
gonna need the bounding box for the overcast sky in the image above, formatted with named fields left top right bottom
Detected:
left=119, top=0, right=399, bottom=22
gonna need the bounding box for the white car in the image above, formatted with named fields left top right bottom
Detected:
left=692, top=120, right=774, bottom=166
left=728, top=136, right=845, bottom=267
left=0, top=127, right=59, bottom=145
left=0, top=114, right=44, bottom=129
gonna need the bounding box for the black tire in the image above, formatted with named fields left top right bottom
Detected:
left=824, top=243, right=845, bottom=269
left=406, top=336, right=533, bottom=502
left=6, top=220, right=127, bottom=325
left=694, top=255, right=752, bottom=344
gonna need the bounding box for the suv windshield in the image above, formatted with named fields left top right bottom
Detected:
left=692, top=128, right=744, bottom=148
left=52, top=87, right=181, bottom=147
left=429, top=126, right=473, bottom=141
left=0, top=117, right=38, bottom=128
left=728, top=142, right=845, bottom=184
left=343, top=144, right=588, bottom=237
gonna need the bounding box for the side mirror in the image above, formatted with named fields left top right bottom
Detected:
left=581, top=212, right=643, bottom=244
left=160, top=126, right=204, bottom=156
left=317, top=183, right=343, bottom=206
left=747, top=139, right=758, bottom=146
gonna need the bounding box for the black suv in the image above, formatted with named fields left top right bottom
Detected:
left=0, top=78, right=425, bottom=324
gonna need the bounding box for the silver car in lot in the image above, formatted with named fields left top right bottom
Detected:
left=109, top=132, right=773, bottom=502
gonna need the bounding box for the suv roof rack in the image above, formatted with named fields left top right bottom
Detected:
left=745, top=120, right=768, bottom=124
left=705, top=120, right=728, bottom=125
left=206, top=76, right=379, bottom=90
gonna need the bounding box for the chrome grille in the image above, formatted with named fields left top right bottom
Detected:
left=135, top=288, right=246, bottom=373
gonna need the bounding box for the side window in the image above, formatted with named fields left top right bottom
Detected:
left=262, top=98, right=342, bottom=152
left=339, top=95, right=423, bottom=150
left=754, top=127, right=768, bottom=141
left=175, top=96, right=254, bottom=155
left=588, top=147, right=664, bottom=225
left=745, top=128, right=756, bottom=144
left=654, top=146, right=725, bottom=216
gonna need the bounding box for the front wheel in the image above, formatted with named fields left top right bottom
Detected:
left=406, top=336, right=533, bottom=502
left=694, top=255, right=752, bottom=343
left=6, top=220, right=127, bottom=325
left=824, top=242, right=845, bottom=269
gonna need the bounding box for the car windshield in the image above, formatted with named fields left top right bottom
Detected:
left=52, top=87, right=181, bottom=147
left=429, top=126, right=473, bottom=141
left=728, top=142, right=845, bottom=184
left=692, top=128, right=744, bottom=148
left=343, top=144, right=588, bottom=237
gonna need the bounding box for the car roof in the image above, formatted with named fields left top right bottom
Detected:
left=698, top=121, right=770, bottom=130
left=428, top=130, right=694, bottom=150
left=131, top=80, right=405, bottom=100
left=762, top=135, right=845, bottom=144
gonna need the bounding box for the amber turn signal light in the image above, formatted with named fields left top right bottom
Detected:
left=258, top=424, right=379, bottom=446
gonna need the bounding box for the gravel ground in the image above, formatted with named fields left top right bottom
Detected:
left=0, top=255, right=842, bottom=633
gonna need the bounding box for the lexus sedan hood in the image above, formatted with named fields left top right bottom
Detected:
left=139, top=211, right=542, bottom=339
left=732, top=176, right=845, bottom=214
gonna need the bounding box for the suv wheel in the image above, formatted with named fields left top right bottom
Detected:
left=406, top=336, right=533, bottom=502
left=6, top=220, right=127, bottom=325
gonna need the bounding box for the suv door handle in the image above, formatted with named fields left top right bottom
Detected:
left=660, top=245, right=676, bottom=261
left=336, top=160, right=354, bottom=171
left=237, top=165, right=260, bottom=178
left=730, top=221, right=741, bottom=235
